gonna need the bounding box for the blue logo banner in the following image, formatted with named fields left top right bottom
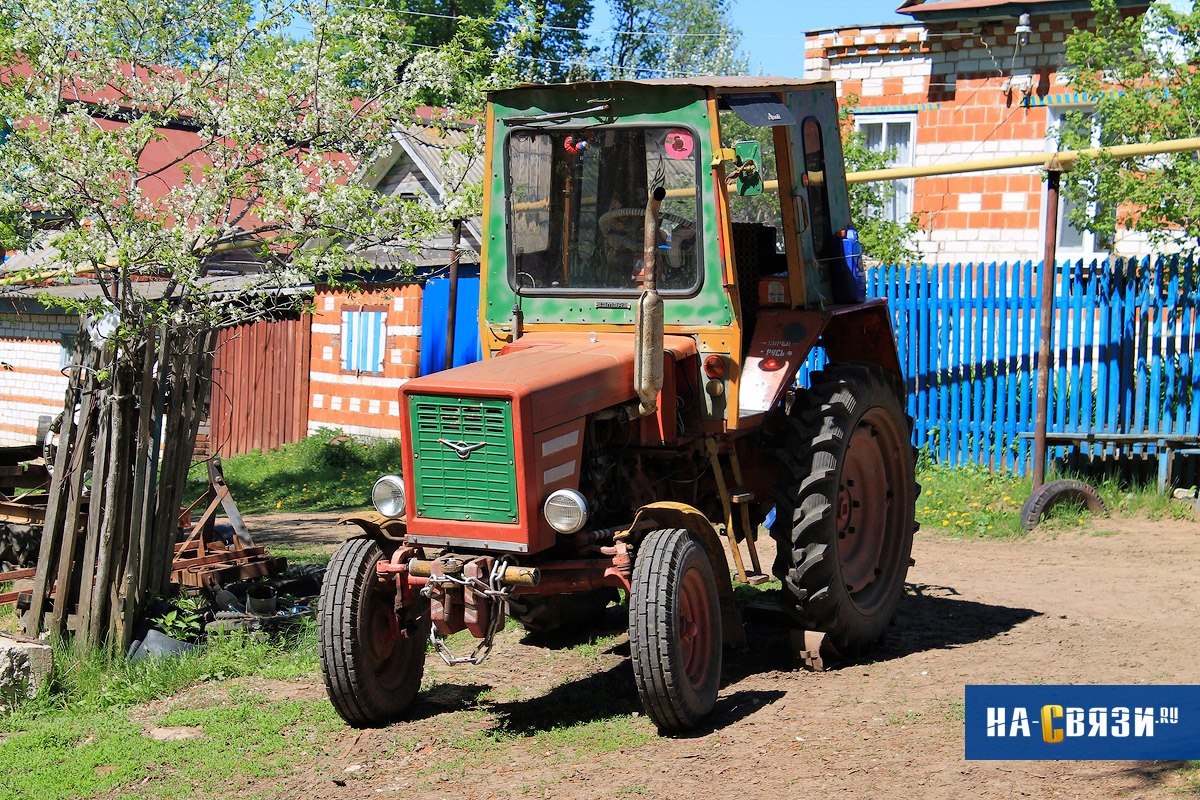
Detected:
left=966, top=685, right=1200, bottom=760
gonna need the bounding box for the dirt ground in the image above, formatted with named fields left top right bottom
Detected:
left=238, top=510, right=1200, bottom=799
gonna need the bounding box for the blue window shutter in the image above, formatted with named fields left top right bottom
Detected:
left=341, top=310, right=387, bottom=373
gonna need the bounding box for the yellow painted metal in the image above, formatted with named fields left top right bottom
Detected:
left=705, top=438, right=748, bottom=582
left=726, top=447, right=764, bottom=577
left=772, top=121, right=807, bottom=308
left=478, top=102, right=497, bottom=360
left=843, top=136, right=1200, bottom=184
left=706, top=93, right=744, bottom=430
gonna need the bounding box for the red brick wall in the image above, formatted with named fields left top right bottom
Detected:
left=307, top=283, right=424, bottom=441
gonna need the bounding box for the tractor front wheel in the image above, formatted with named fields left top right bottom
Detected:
left=629, top=528, right=722, bottom=732
left=318, top=537, right=429, bottom=727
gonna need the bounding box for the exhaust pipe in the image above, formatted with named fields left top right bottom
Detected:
left=634, top=186, right=666, bottom=417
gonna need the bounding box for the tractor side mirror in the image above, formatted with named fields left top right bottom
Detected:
left=733, top=140, right=762, bottom=196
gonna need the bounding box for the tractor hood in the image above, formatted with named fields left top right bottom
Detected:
left=400, top=332, right=696, bottom=434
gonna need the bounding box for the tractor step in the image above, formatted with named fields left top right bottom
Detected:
left=741, top=601, right=843, bottom=671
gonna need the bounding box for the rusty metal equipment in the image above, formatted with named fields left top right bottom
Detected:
left=170, top=458, right=285, bottom=589
left=0, top=451, right=284, bottom=609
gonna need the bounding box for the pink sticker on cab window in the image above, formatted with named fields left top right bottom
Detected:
left=664, top=130, right=694, bottom=160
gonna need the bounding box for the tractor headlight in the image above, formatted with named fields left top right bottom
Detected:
left=371, top=475, right=406, bottom=518
left=543, top=489, right=589, bottom=534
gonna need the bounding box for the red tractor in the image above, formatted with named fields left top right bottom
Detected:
left=318, top=77, right=917, bottom=732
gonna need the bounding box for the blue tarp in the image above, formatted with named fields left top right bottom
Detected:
left=420, top=276, right=482, bottom=376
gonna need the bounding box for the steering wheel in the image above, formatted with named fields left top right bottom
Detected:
left=598, top=207, right=696, bottom=251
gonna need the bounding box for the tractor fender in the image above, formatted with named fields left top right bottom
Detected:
left=740, top=301, right=903, bottom=416
left=627, top=501, right=746, bottom=647
left=336, top=511, right=408, bottom=544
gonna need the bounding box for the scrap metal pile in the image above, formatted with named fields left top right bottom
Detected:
left=1, top=446, right=290, bottom=624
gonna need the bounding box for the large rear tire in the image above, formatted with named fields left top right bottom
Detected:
left=770, top=363, right=917, bottom=657
left=629, top=528, right=722, bottom=732
left=507, top=588, right=618, bottom=635
left=318, top=538, right=429, bottom=727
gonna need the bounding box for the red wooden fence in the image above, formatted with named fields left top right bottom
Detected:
left=208, top=316, right=311, bottom=457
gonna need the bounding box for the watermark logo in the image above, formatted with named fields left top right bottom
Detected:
left=966, top=686, right=1200, bottom=760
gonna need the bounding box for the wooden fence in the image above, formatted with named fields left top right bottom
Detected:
left=209, top=316, right=311, bottom=458
left=805, top=256, right=1200, bottom=477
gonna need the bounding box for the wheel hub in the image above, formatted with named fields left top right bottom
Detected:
left=678, top=568, right=713, bottom=691
left=367, top=587, right=400, bottom=665
left=838, top=425, right=891, bottom=594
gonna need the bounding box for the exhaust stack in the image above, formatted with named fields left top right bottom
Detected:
left=634, top=186, right=666, bottom=417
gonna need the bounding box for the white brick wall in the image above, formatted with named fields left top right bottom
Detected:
left=310, top=371, right=408, bottom=389
left=0, top=315, right=77, bottom=445
left=307, top=420, right=402, bottom=441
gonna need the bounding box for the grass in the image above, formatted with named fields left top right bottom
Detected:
left=0, top=625, right=323, bottom=800
left=917, top=463, right=1030, bottom=538
left=915, top=460, right=1195, bottom=539
left=186, top=427, right=402, bottom=515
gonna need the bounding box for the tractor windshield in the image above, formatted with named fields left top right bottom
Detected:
left=506, top=126, right=701, bottom=294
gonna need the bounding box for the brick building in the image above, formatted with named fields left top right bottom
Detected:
left=804, top=0, right=1152, bottom=265
left=0, top=305, right=76, bottom=445
left=304, top=119, right=484, bottom=442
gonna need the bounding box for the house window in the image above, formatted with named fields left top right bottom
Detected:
left=856, top=114, right=915, bottom=222
left=59, top=333, right=77, bottom=369
left=1050, top=107, right=1112, bottom=257
left=340, top=308, right=387, bottom=374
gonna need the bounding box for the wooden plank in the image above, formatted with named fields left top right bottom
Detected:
left=72, top=377, right=113, bottom=642
left=25, top=338, right=85, bottom=633
left=947, top=261, right=960, bottom=467
left=972, top=262, right=985, bottom=466
left=984, top=261, right=999, bottom=471
left=921, top=260, right=931, bottom=453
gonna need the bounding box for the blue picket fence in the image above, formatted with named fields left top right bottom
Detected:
left=803, top=256, right=1200, bottom=476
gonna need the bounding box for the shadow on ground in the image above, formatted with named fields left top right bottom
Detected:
left=393, top=582, right=1041, bottom=735
left=877, top=582, right=1041, bottom=661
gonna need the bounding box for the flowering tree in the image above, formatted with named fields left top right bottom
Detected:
left=0, top=0, right=515, bottom=649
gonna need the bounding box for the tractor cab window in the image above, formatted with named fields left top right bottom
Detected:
left=506, top=126, right=701, bottom=294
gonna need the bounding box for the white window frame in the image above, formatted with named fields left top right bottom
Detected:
left=1047, top=106, right=1111, bottom=260
left=340, top=308, right=387, bottom=375
left=855, top=113, right=916, bottom=223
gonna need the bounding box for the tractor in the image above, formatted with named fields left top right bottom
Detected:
left=317, top=77, right=917, bottom=732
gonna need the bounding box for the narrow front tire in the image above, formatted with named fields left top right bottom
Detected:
left=629, top=528, right=722, bottom=732
left=318, top=538, right=429, bottom=727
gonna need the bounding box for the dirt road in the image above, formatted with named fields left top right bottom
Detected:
left=248, top=512, right=1200, bottom=799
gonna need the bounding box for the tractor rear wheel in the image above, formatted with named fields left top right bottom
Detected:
left=506, top=588, right=618, bottom=635
left=770, top=363, right=917, bottom=657
left=629, top=528, right=722, bottom=732
left=318, top=538, right=429, bottom=727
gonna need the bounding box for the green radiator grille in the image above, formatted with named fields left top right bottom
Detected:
left=409, top=395, right=517, bottom=524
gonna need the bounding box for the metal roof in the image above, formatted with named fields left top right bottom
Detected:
left=492, top=76, right=831, bottom=100
left=897, top=0, right=1148, bottom=21
left=390, top=120, right=484, bottom=196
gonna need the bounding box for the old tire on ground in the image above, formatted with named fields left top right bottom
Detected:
left=1020, top=479, right=1108, bottom=530
left=770, top=363, right=918, bottom=658
left=629, top=528, right=722, bottom=732
left=318, top=537, right=429, bottom=727
left=507, top=588, right=618, bottom=635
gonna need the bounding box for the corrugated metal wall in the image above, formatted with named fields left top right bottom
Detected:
left=209, top=316, right=311, bottom=457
